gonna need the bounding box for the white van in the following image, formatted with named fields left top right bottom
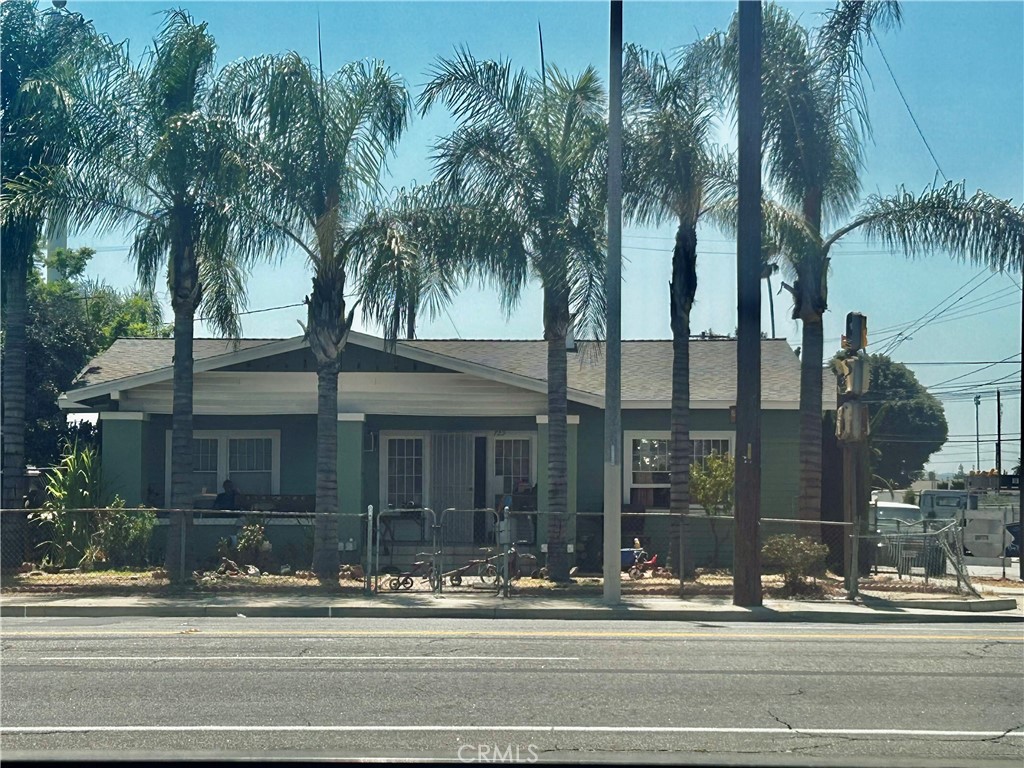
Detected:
left=869, top=500, right=925, bottom=532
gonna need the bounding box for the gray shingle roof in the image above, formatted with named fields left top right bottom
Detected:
left=404, top=338, right=804, bottom=403
left=71, top=335, right=832, bottom=408
left=70, top=338, right=285, bottom=390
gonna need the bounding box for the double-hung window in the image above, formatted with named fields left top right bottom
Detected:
left=164, top=430, right=280, bottom=502
left=623, top=431, right=734, bottom=508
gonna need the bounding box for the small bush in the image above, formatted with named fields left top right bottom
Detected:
left=96, top=503, right=158, bottom=568
left=761, top=534, right=829, bottom=591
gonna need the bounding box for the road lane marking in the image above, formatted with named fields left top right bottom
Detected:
left=1, top=725, right=1021, bottom=738
left=2, top=629, right=1021, bottom=642
left=30, top=655, right=579, bottom=662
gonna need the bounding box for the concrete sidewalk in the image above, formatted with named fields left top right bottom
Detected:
left=1, top=590, right=1020, bottom=623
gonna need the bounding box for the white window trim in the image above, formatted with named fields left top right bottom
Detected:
left=163, top=429, right=281, bottom=503
left=379, top=431, right=431, bottom=511
left=622, top=430, right=735, bottom=505
left=490, top=431, right=537, bottom=505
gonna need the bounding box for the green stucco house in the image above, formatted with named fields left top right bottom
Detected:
left=60, top=333, right=833, bottom=569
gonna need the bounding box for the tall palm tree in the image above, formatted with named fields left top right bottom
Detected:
left=1, top=0, right=97, bottom=510
left=418, top=50, right=607, bottom=582
left=4, top=11, right=267, bottom=573
left=217, top=53, right=411, bottom=577
left=621, top=42, right=733, bottom=581
left=760, top=241, right=780, bottom=338
left=716, top=1, right=1024, bottom=522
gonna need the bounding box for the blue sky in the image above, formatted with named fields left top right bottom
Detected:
left=64, top=0, right=1023, bottom=477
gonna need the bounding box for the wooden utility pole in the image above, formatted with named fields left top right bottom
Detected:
left=602, top=0, right=624, bottom=605
left=733, top=0, right=763, bottom=607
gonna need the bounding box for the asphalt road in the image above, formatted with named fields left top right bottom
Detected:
left=1, top=617, right=1022, bottom=764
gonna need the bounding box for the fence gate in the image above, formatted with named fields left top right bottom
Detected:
left=430, top=433, right=476, bottom=543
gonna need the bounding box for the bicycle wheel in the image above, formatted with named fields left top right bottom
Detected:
left=388, top=577, right=401, bottom=591
left=428, top=570, right=439, bottom=591
left=628, top=567, right=642, bottom=580
left=479, top=564, right=498, bottom=585
left=449, top=573, right=463, bottom=587
left=400, top=575, right=414, bottom=590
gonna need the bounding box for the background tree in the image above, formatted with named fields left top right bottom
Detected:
left=218, top=52, right=411, bottom=577
left=1, top=0, right=97, bottom=508
left=622, top=42, right=733, bottom=582
left=4, top=11, right=270, bottom=575
left=419, top=50, right=607, bottom=581
left=860, top=354, right=947, bottom=488
left=690, top=451, right=735, bottom=569
left=17, top=246, right=168, bottom=467
left=714, top=1, right=1024, bottom=523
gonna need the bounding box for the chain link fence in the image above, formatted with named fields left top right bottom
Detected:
left=0, top=508, right=366, bottom=593
left=3, top=504, right=987, bottom=599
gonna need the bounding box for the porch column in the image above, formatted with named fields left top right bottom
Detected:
left=337, top=413, right=365, bottom=563
left=535, top=415, right=580, bottom=556
left=99, top=412, right=149, bottom=507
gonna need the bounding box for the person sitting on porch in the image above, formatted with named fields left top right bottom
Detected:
left=214, top=480, right=243, bottom=510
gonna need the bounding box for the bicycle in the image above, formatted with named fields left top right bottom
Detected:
left=386, top=551, right=440, bottom=591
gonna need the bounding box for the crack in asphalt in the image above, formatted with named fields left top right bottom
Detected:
left=767, top=709, right=795, bottom=730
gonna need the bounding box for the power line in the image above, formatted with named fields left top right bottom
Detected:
left=880, top=271, right=998, bottom=355
left=897, top=360, right=1021, bottom=366
left=871, top=32, right=948, bottom=181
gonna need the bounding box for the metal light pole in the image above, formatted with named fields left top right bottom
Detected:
left=602, top=0, right=624, bottom=605
left=733, top=0, right=763, bottom=607
left=974, top=394, right=981, bottom=471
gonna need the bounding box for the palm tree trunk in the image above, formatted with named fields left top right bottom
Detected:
left=796, top=192, right=826, bottom=525
left=312, top=363, right=340, bottom=576
left=797, top=314, right=825, bottom=523
left=766, top=274, right=776, bottom=338
left=670, top=223, right=697, bottom=587
left=1, top=247, right=29, bottom=510
left=543, top=287, right=570, bottom=582
left=165, top=231, right=199, bottom=580
left=406, top=298, right=416, bottom=340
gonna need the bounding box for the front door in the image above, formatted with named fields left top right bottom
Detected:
left=430, top=433, right=476, bottom=542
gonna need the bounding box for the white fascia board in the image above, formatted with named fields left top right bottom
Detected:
left=621, top=399, right=799, bottom=410
left=536, top=414, right=581, bottom=425
left=63, top=336, right=308, bottom=403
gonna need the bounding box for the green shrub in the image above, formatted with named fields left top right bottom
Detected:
left=235, top=521, right=267, bottom=566
left=761, top=534, right=829, bottom=589
left=96, top=501, right=158, bottom=568
left=29, top=441, right=106, bottom=568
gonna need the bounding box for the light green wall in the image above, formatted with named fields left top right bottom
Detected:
left=337, top=419, right=364, bottom=552
left=101, top=417, right=148, bottom=506
left=535, top=420, right=578, bottom=549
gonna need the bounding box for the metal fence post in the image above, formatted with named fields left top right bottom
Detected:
left=179, top=510, right=187, bottom=583
left=848, top=523, right=860, bottom=600
left=364, top=505, right=374, bottom=594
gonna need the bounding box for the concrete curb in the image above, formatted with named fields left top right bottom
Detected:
left=2, top=600, right=1021, bottom=622
left=860, top=596, right=1020, bottom=613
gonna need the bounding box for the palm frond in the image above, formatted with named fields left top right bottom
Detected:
left=829, top=181, right=1024, bottom=272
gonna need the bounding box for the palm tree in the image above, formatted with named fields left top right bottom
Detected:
left=621, top=42, right=733, bottom=581
left=760, top=241, right=780, bottom=339
left=1, top=0, right=97, bottom=510
left=4, top=10, right=267, bottom=573
left=217, top=53, right=411, bottom=577
left=418, top=50, right=607, bottom=582
left=717, top=1, right=1024, bottom=522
